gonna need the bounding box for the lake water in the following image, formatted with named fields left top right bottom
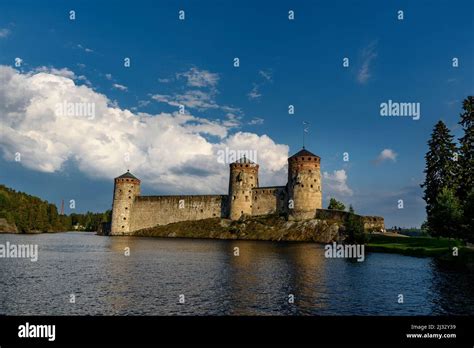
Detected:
left=0, top=232, right=473, bottom=315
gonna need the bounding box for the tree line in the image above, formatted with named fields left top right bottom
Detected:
left=421, top=97, right=473, bottom=242
left=0, top=184, right=111, bottom=233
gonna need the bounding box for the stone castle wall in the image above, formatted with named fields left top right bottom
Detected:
left=315, top=209, right=385, bottom=232
left=251, top=186, right=286, bottom=216
left=287, top=154, right=322, bottom=220
left=129, top=195, right=227, bottom=232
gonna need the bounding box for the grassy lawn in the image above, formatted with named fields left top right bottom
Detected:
left=366, top=234, right=466, bottom=257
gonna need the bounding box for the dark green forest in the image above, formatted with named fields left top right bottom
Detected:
left=421, top=97, right=473, bottom=242
left=0, top=184, right=111, bottom=233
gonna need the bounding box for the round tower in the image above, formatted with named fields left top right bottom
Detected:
left=228, top=156, right=259, bottom=220
left=287, top=148, right=322, bottom=220
left=110, top=170, right=141, bottom=235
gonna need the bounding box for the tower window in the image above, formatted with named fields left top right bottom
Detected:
left=200, top=209, right=203, bottom=213
left=301, top=185, right=304, bottom=188
left=310, top=185, right=313, bottom=188
left=245, top=196, right=249, bottom=201
left=123, top=217, right=126, bottom=220
left=128, top=190, right=131, bottom=193
left=233, top=196, right=236, bottom=200
left=121, top=226, right=125, bottom=228
left=125, top=207, right=128, bottom=210
left=128, top=196, right=131, bottom=199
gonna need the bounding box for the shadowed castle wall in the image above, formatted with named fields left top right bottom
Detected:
left=251, top=186, right=287, bottom=216
left=129, top=195, right=227, bottom=232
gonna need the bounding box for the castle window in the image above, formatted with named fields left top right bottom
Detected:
left=200, top=209, right=203, bottom=213
left=213, top=213, right=216, bottom=217
left=310, top=185, right=313, bottom=188
left=128, top=196, right=131, bottom=199
left=245, top=196, right=249, bottom=201
left=121, top=226, right=125, bottom=228
left=241, top=211, right=243, bottom=214
left=233, top=196, right=236, bottom=200
left=125, top=207, right=128, bottom=210
left=314, top=179, right=316, bottom=182
left=128, top=190, right=131, bottom=193
left=245, top=165, right=249, bottom=167
left=123, top=217, right=126, bottom=220
left=309, top=170, right=311, bottom=173
left=301, top=185, right=304, bottom=187
left=250, top=176, right=253, bottom=179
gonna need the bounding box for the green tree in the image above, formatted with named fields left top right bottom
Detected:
left=457, top=97, right=473, bottom=203
left=461, top=188, right=474, bottom=242
left=327, top=198, right=346, bottom=211
left=344, top=212, right=366, bottom=244
left=421, top=121, right=457, bottom=232
left=429, top=187, right=463, bottom=238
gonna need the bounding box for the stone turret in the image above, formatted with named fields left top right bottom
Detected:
left=228, top=156, right=259, bottom=220
left=110, top=170, right=141, bottom=235
left=287, top=148, right=322, bottom=220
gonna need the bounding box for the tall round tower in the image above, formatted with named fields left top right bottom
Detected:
left=110, top=170, right=141, bottom=235
left=287, top=148, right=322, bottom=220
left=228, top=156, right=259, bottom=220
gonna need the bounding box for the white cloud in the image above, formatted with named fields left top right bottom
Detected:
left=0, top=65, right=288, bottom=194
left=258, top=69, right=272, bottom=81
left=357, top=41, right=377, bottom=84
left=248, top=117, right=264, bottom=125
left=323, top=169, right=353, bottom=197
left=375, top=149, right=397, bottom=163
left=247, top=85, right=261, bottom=100
left=0, top=28, right=11, bottom=38
left=158, top=77, right=172, bottom=83
left=77, top=44, right=93, bottom=53
left=33, top=66, right=76, bottom=79
left=177, top=67, right=219, bottom=88
left=105, top=73, right=112, bottom=80
left=112, top=83, right=128, bottom=91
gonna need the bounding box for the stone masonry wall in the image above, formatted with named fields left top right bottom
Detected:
left=251, top=186, right=286, bottom=216
left=129, top=195, right=227, bottom=232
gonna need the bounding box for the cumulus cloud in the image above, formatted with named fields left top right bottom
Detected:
left=0, top=28, right=11, bottom=38
left=33, top=66, right=76, bottom=79
left=0, top=65, right=289, bottom=194
left=357, top=41, right=377, bottom=84
left=375, top=149, right=397, bottom=163
left=323, top=169, right=353, bottom=197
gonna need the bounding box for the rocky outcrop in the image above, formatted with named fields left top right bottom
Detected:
left=0, top=218, right=19, bottom=233
left=132, top=214, right=344, bottom=243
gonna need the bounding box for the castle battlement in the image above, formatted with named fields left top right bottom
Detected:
left=110, top=148, right=324, bottom=235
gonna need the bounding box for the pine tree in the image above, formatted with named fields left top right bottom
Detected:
left=421, top=121, right=457, bottom=232
left=457, top=97, right=473, bottom=203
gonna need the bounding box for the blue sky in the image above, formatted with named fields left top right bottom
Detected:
left=0, top=0, right=473, bottom=227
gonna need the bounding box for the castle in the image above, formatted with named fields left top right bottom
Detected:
left=110, top=148, right=326, bottom=235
